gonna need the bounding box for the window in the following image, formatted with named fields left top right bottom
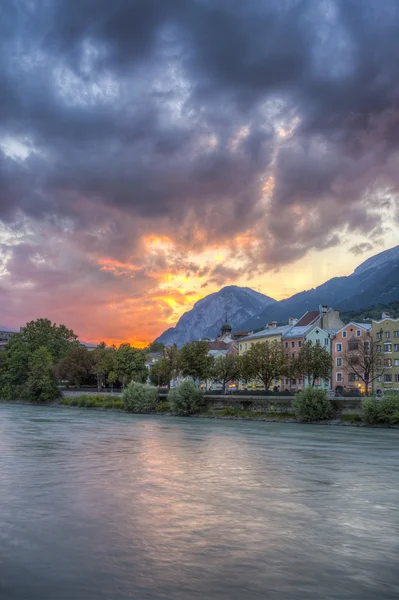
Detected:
left=285, top=378, right=289, bottom=385
left=244, top=343, right=247, bottom=351
left=324, top=338, right=329, bottom=345
left=395, top=375, right=399, bottom=383
left=394, top=331, right=399, bottom=338
left=378, top=376, right=382, bottom=382
left=291, top=341, right=295, bottom=348
left=239, top=344, right=242, bottom=351
left=377, top=345, right=382, bottom=352
left=356, top=330, right=361, bottom=336
left=395, top=359, right=399, bottom=367
left=336, top=373, right=343, bottom=382
left=395, top=344, right=399, bottom=352
left=336, top=343, right=342, bottom=352
left=384, top=343, right=392, bottom=353
left=298, top=341, right=302, bottom=347
left=364, top=341, right=370, bottom=351
left=316, top=339, right=321, bottom=346
left=348, top=373, right=358, bottom=382
left=384, top=359, right=392, bottom=368
left=336, top=358, right=342, bottom=367
left=386, top=331, right=391, bottom=338
left=349, top=342, right=359, bottom=351
left=285, top=342, right=288, bottom=348
left=291, top=379, right=297, bottom=385
left=298, top=378, right=302, bottom=385
left=376, top=332, right=382, bottom=340
left=342, top=331, right=347, bottom=338
left=384, top=374, right=392, bottom=383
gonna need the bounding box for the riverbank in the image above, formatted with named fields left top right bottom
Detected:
left=3, top=398, right=398, bottom=428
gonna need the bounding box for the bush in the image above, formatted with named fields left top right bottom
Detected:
left=168, top=381, right=205, bottom=415
left=156, top=400, right=169, bottom=413
left=362, top=392, right=399, bottom=425
left=122, top=382, right=158, bottom=412
left=292, top=388, right=333, bottom=422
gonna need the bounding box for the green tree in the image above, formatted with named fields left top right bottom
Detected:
left=21, top=318, right=79, bottom=362
left=26, top=347, right=60, bottom=402
left=92, top=344, right=116, bottom=390
left=0, top=334, right=31, bottom=400
left=149, top=359, right=170, bottom=387
left=180, top=341, right=213, bottom=383
left=107, top=370, right=118, bottom=392
left=242, top=341, right=288, bottom=390
left=115, top=344, right=148, bottom=387
left=147, top=340, right=165, bottom=353
left=168, top=380, right=205, bottom=415
left=56, top=346, right=94, bottom=388
left=210, top=354, right=241, bottom=393
left=297, top=341, right=332, bottom=388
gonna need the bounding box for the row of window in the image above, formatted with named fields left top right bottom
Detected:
left=376, top=344, right=399, bottom=352
left=284, top=340, right=303, bottom=348
left=376, top=331, right=399, bottom=339
left=377, top=374, right=399, bottom=383
left=342, top=330, right=362, bottom=338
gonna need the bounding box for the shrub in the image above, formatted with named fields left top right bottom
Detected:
left=168, top=380, right=205, bottom=415
left=362, top=392, right=399, bottom=425
left=156, top=400, right=170, bottom=413
left=122, top=381, right=158, bottom=412
left=292, top=388, right=333, bottom=422
left=113, top=400, right=125, bottom=410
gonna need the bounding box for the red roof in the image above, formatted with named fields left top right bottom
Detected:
left=294, top=311, right=320, bottom=327
left=207, top=341, right=230, bottom=350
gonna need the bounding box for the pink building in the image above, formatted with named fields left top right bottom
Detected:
left=331, top=322, right=372, bottom=393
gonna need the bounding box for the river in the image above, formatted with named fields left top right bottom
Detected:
left=0, top=404, right=398, bottom=599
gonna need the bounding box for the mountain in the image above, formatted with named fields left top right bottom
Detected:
left=340, top=300, right=399, bottom=324
left=156, top=286, right=276, bottom=347
left=240, top=244, right=399, bottom=331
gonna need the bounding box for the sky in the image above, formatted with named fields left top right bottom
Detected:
left=1, top=0, right=399, bottom=347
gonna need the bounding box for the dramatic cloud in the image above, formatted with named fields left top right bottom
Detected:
left=1, top=0, right=399, bottom=343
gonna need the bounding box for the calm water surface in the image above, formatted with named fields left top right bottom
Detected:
left=0, top=404, right=399, bottom=600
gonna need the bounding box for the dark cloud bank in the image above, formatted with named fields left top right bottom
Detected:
left=1, top=0, right=399, bottom=338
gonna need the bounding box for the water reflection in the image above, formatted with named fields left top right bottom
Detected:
left=0, top=405, right=399, bottom=599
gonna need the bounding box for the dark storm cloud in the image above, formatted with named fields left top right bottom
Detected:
left=1, top=0, right=399, bottom=266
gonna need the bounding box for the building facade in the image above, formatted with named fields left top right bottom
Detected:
left=331, top=322, right=372, bottom=393
left=372, top=317, right=399, bottom=392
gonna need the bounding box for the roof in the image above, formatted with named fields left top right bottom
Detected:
left=209, top=349, right=229, bottom=358
left=334, top=322, right=372, bottom=335
left=282, top=326, right=310, bottom=339
left=147, top=352, right=163, bottom=360
left=371, top=317, right=399, bottom=324
left=207, top=341, right=230, bottom=350
left=240, top=324, right=291, bottom=342
left=295, top=310, right=320, bottom=327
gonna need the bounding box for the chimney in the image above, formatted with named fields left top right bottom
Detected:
left=382, top=311, right=392, bottom=319
left=288, top=317, right=298, bottom=327
left=267, top=321, right=277, bottom=329
left=319, top=304, right=328, bottom=315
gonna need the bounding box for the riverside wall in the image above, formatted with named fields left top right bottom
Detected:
left=61, top=390, right=362, bottom=414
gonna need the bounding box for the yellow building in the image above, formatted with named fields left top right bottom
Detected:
left=238, top=322, right=292, bottom=390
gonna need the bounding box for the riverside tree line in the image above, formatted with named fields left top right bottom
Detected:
left=0, top=317, right=336, bottom=403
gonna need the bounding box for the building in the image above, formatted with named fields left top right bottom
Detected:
left=0, top=328, right=18, bottom=349
left=372, top=316, right=399, bottom=392
left=238, top=321, right=292, bottom=390
left=331, top=322, right=372, bottom=393
left=281, top=307, right=344, bottom=391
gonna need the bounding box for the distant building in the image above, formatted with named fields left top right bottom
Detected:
left=372, top=315, right=399, bottom=392
left=331, top=322, right=372, bottom=394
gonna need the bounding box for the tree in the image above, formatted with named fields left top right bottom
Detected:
left=242, top=341, right=288, bottom=390
left=210, top=354, right=241, bottom=393
left=296, top=341, right=332, bottom=388
left=0, top=334, right=31, bottom=400
left=115, top=344, right=148, bottom=387
left=92, top=344, right=116, bottom=390
left=20, top=318, right=79, bottom=362
left=147, top=340, right=165, bottom=353
left=26, top=347, right=60, bottom=402
left=56, top=346, right=94, bottom=388
left=149, top=359, right=170, bottom=387
left=107, top=370, right=118, bottom=392
left=343, top=337, right=385, bottom=395
left=180, top=341, right=214, bottom=384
